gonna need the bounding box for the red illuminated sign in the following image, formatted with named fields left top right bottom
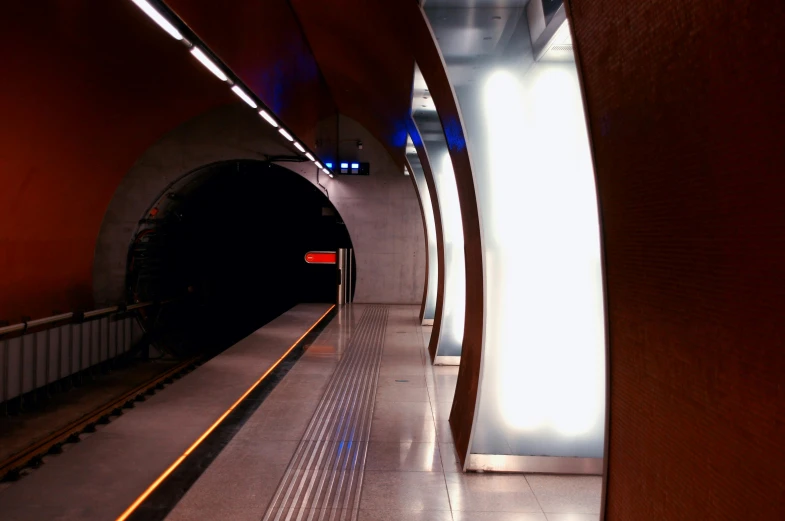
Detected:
left=305, top=251, right=336, bottom=264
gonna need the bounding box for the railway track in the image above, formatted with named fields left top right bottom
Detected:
left=0, top=356, right=203, bottom=482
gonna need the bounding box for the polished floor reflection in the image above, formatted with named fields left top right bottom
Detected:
left=363, top=306, right=601, bottom=521
left=167, top=304, right=601, bottom=520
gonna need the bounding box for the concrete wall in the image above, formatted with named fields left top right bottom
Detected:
left=92, top=104, right=425, bottom=307
left=312, top=115, right=426, bottom=304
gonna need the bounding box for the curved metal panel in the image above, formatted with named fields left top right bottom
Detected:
left=422, top=3, right=606, bottom=469
left=399, top=2, right=486, bottom=463
left=407, top=123, right=448, bottom=361
left=404, top=153, right=438, bottom=324
left=404, top=156, right=430, bottom=322
left=411, top=103, right=465, bottom=363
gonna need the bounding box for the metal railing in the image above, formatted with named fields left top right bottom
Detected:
left=0, top=300, right=170, bottom=409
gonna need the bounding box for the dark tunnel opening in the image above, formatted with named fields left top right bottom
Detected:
left=126, top=160, right=352, bottom=357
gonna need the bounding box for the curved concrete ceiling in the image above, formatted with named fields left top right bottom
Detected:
left=165, top=0, right=337, bottom=147
left=165, top=0, right=416, bottom=166
left=289, top=0, right=415, bottom=161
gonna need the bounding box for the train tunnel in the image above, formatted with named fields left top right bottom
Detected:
left=124, top=159, right=353, bottom=356
left=1, top=1, right=784, bottom=520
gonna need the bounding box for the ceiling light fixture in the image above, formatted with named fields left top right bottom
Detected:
left=231, top=86, right=257, bottom=108
left=130, top=0, right=183, bottom=40
left=259, top=110, right=279, bottom=127
left=190, top=47, right=228, bottom=81
left=128, top=0, right=335, bottom=183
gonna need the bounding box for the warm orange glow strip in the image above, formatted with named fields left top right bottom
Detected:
left=115, top=305, right=335, bottom=521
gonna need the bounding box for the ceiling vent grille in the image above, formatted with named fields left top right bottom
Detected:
left=552, top=44, right=573, bottom=52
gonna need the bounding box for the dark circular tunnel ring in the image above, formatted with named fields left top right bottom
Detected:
left=125, top=159, right=354, bottom=358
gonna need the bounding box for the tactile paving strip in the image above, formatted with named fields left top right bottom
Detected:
left=262, top=306, right=389, bottom=521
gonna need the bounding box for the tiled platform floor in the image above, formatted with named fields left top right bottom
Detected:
left=169, top=304, right=602, bottom=520
left=360, top=306, right=602, bottom=521
left=0, top=303, right=601, bottom=520
left=0, top=304, right=333, bottom=521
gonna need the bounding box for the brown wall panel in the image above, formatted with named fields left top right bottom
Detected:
left=566, top=0, right=785, bottom=518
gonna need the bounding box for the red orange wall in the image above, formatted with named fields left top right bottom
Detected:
left=0, top=1, right=333, bottom=321
left=567, top=0, right=785, bottom=518
left=0, top=2, right=233, bottom=320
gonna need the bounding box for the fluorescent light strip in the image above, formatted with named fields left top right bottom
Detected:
left=322, top=168, right=332, bottom=177
left=115, top=305, right=335, bottom=521
left=131, top=0, right=183, bottom=40
left=190, top=47, right=228, bottom=81
left=231, top=86, right=257, bottom=108
left=128, top=0, right=334, bottom=180
left=259, top=110, right=279, bottom=127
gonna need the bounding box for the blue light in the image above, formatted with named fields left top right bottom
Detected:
left=340, top=163, right=349, bottom=169
left=351, top=163, right=359, bottom=169
left=325, top=162, right=333, bottom=169
left=444, top=116, right=467, bottom=152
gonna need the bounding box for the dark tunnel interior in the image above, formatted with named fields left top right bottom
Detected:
left=127, top=160, right=352, bottom=357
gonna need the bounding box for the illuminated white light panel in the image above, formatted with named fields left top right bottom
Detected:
left=259, top=110, right=279, bottom=127
left=305, top=152, right=315, bottom=161
left=431, top=148, right=465, bottom=360
left=464, top=51, right=605, bottom=461
left=293, top=142, right=305, bottom=152
left=189, top=47, right=228, bottom=82
left=131, top=0, right=183, bottom=40
left=278, top=128, right=294, bottom=141
left=231, top=85, right=257, bottom=108
left=315, top=161, right=323, bottom=169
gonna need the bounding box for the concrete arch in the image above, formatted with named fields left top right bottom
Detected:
left=93, top=104, right=425, bottom=307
